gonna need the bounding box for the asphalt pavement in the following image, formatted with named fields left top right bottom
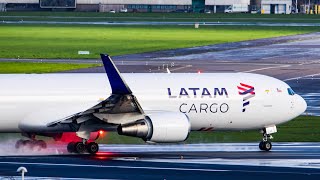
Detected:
left=3, top=20, right=320, bottom=27
left=0, top=143, right=320, bottom=180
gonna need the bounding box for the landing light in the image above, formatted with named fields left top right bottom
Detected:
left=197, top=70, right=202, bottom=74
left=99, top=130, right=104, bottom=135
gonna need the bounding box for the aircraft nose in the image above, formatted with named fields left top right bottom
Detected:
left=296, top=95, right=307, bottom=115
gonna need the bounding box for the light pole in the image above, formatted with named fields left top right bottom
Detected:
left=17, top=167, right=28, bottom=180
left=309, top=0, right=311, bottom=14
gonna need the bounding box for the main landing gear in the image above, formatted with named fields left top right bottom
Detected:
left=67, top=141, right=99, bottom=154
left=259, top=125, right=277, bottom=152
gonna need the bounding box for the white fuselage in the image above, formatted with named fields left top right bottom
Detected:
left=0, top=73, right=306, bottom=133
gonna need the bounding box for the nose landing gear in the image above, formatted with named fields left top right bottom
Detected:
left=259, top=134, right=273, bottom=151
left=259, top=125, right=277, bottom=152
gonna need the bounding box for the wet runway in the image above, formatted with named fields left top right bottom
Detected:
left=3, top=20, right=320, bottom=27
left=0, top=143, right=320, bottom=179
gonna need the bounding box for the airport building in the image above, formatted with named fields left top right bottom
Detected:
left=0, top=0, right=294, bottom=14
left=255, top=0, right=292, bottom=14
left=0, top=0, right=250, bottom=12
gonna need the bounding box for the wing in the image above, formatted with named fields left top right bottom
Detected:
left=46, top=54, right=145, bottom=131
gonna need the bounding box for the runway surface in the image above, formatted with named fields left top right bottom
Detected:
left=0, top=143, right=320, bottom=179
left=3, top=20, right=320, bottom=27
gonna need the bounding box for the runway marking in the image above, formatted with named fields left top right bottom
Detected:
left=1, top=159, right=319, bottom=176
left=0, top=161, right=229, bottom=172
left=260, top=50, right=313, bottom=60
left=241, top=65, right=290, bottom=73
left=130, top=158, right=320, bottom=172
left=299, top=59, right=320, bottom=65
left=169, top=65, right=193, bottom=72
left=301, top=78, right=320, bottom=80
left=117, top=159, right=320, bottom=175
left=284, top=73, right=320, bottom=81
left=2, top=176, right=118, bottom=180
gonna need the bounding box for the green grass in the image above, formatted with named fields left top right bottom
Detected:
left=96, top=116, right=320, bottom=144
left=186, top=116, right=320, bottom=143
left=0, top=62, right=99, bottom=73
left=0, top=24, right=319, bottom=59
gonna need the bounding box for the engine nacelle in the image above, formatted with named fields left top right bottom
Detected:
left=118, top=112, right=190, bottom=143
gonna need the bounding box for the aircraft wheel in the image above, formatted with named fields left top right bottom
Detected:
left=87, top=142, right=99, bottom=154
left=259, top=141, right=272, bottom=151
left=74, top=142, right=85, bottom=154
left=259, top=141, right=264, bottom=150
left=264, top=141, right=272, bottom=151
left=67, top=142, right=75, bottom=153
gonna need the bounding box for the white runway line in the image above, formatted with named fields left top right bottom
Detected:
left=0, top=162, right=229, bottom=172
left=131, top=158, right=320, bottom=170
left=284, top=73, right=320, bottom=81
left=117, top=158, right=320, bottom=174
left=99, top=143, right=259, bottom=152
left=261, top=51, right=314, bottom=61
left=241, top=65, right=290, bottom=73
left=169, top=65, right=192, bottom=72
left=0, top=176, right=117, bottom=180
left=299, top=59, right=320, bottom=65
left=301, top=78, right=320, bottom=80
left=98, top=142, right=320, bottom=153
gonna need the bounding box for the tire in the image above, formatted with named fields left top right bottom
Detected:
left=259, top=141, right=265, bottom=150
left=67, top=142, right=75, bottom=153
left=264, top=141, right=272, bottom=151
left=74, top=142, right=85, bottom=154
left=87, top=142, right=99, bottom=154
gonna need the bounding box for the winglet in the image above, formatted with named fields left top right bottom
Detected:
left=100, top=54, right=132, bottom=95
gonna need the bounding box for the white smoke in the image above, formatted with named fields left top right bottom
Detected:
left=0, top=138, right=66, bottom=156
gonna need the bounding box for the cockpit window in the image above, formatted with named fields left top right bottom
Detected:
left=287, top=88, right=295, bottom=96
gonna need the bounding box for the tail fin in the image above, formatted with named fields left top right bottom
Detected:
left=100, top=54, right=132, bottom=95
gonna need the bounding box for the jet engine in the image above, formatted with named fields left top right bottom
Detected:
left=117, top=112, right=190, bottom=143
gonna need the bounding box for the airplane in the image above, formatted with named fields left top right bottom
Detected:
left=0, top=54, right=306, bottom=154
